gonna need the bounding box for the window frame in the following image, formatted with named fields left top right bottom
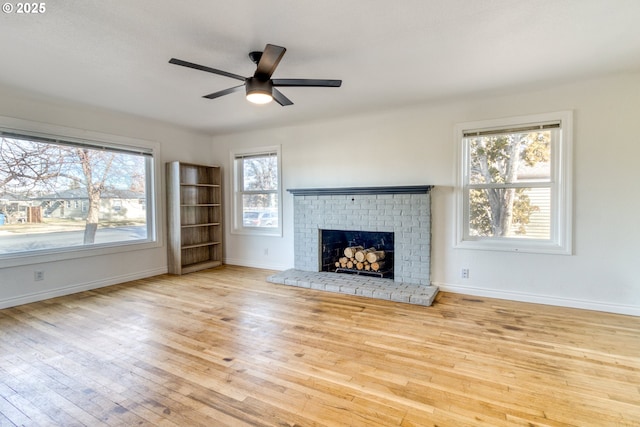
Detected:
left=0, top=116, right=161, bottom=268
left=230, top=145, right=282, bottom=237
left=454, top=111, right=573, bottom=255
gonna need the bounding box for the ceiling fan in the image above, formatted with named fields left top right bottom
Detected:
left=169, top=44, right=342, bottom=106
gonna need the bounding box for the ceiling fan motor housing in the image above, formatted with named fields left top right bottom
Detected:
left=246, top=77, right=272, bottom=97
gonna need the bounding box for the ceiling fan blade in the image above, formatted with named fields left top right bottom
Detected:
left=272, top=88, right=293, bottom=106
left=272, top=79, right=342, bottom=87
left=254, top=44, right=286, bottom=79
left=203, top=84, right=245, bottom=99
left=169, top=58, right=246, bottom=81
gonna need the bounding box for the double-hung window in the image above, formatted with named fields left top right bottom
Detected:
left=455, top=111, right=572, bottom=254
left=0, top=117, right=158, bottom=265
left=231, top=146, right=282, bottom=236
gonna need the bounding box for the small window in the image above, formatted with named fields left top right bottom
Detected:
left=231, top=146, right=282, bottom=236
left=455, top=111, right=572, bottom=254
left=0, top=121, right=158, bottom=263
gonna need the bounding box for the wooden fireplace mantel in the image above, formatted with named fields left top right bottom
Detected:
left=287, top=185, right=433, bottom=196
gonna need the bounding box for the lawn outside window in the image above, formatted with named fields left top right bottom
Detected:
left=454, top=111, right=573, bottom=254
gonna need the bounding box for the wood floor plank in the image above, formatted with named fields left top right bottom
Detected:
left=1, top=265, right=639, bottom=426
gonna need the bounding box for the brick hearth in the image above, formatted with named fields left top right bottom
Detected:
left=267, top=269, right=438, bottom=306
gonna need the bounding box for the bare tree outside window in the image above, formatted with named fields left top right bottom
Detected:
left=243, top=155, right=278, bottom=212
left=0, top=134, right=152, bottom=255
left=466, top=131, right=551, bottom=239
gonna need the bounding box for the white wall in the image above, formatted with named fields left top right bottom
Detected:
left=0, top=85, right=213, bottom=308
left=212, top=72, right=640, bottom=316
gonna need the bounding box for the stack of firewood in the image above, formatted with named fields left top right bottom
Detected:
left=334, top=245, right=387, bottom=272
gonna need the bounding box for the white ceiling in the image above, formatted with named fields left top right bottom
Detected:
left=1, top=0, right=639, bottom=135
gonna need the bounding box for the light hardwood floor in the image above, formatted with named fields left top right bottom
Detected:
left=1, top=265, right=639, bottom=426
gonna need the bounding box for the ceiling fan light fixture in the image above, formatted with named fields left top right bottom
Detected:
left=246, top=78, right=273, bottom=104
left=246, top=91, right=273, bottom=104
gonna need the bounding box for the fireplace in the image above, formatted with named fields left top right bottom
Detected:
left=288, top=186, right=433, bottom=286
left=267, top=186, right=437, bottom=306
left=321, top=229, right=394, bottom=279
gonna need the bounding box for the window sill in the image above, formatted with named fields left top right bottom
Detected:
left=231, top=227, right=282, bottom=237
left=455, top=238, right=572, bottom=255
left=0, top=239, right=161, bottom=269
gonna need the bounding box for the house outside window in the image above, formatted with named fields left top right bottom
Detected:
left=455, top=111, right=573, bottom=254
left=0, top=116, right=159, bottom=266
left=231, top=146, right=282, bottom=236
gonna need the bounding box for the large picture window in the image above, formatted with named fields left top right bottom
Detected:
left=0, top=121, right=157, bottom=263
left=231, top=146, right=282, bottom=236
left=455, top=111, right=572, bottom=254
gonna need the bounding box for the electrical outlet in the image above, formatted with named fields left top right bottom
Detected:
left=34, top=271, right=44, bottom=281
left=461, top=268, right=469, bottom=279
left=263, top=248, right=269, bottom=256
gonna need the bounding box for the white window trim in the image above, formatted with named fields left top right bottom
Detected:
left=230, top=145, right=283, bottom=237
left=0, top=116, right=162, bottom=268
left=454, top=111, right=573, bottom=255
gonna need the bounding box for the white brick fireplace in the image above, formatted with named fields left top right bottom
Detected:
left=289, top=186, right=433, bottom=285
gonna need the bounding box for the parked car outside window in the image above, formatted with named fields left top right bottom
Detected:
left=243, top=211, right=278, bottom=227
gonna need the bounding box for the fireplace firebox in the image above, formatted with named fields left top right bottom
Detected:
left=321, top=229, right=394, bottom=279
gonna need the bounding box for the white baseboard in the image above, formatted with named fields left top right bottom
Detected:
left=433, top=282, right=640, bottom=317
left=223, top=257, right=291, bottom=272
left=0, top=267, right=167, bottom=309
